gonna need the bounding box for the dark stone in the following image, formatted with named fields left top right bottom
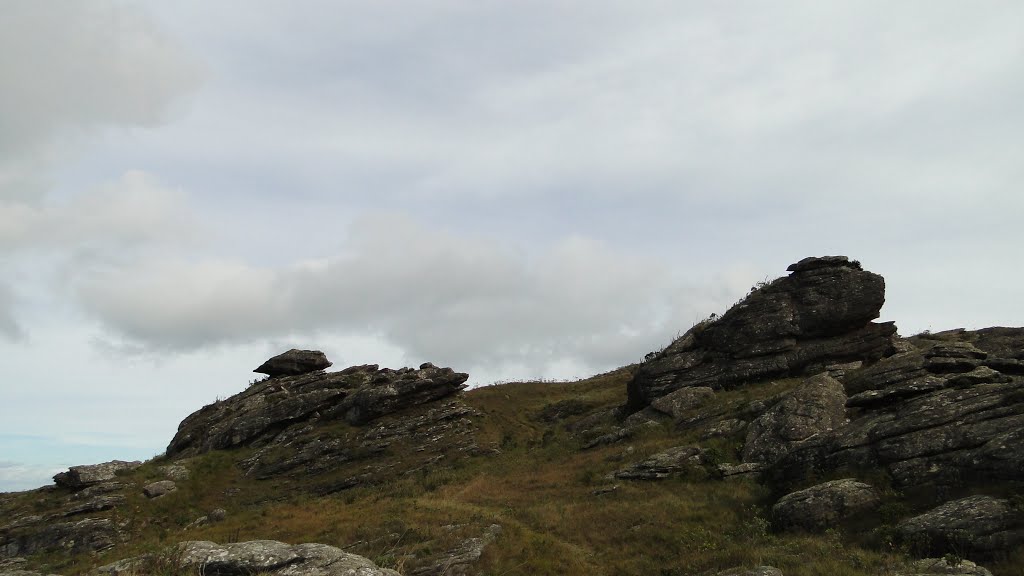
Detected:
left=771, top=479, right=880, bottom=532
left=628, top=256, right=895, bottom=409
left=254, top=349, right=332, bottom=377
left=897, top=496, right=1024, bottom=559
left=742, top=374, right=847, bottom=467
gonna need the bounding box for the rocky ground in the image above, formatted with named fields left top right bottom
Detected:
left=1, top=257, right=1022, bottom=576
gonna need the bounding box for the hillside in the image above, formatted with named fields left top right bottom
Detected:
left=1, top=256, right=1022, bottom=576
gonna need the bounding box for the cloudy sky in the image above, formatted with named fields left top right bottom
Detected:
left=2, top=1, right=1022, bottom=492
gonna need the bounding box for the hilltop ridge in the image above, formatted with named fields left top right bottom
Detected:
left=2, top=256, right=1022, bottom=576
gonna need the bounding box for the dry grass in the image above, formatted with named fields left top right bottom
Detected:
left=8, top=368, right=1021, bottom=576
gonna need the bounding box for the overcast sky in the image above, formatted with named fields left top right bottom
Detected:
left=2, top=1, right=1022, bottom=492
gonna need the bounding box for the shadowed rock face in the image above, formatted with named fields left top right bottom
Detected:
left=628, top=256, right=896, bottom=410
left=167, top=363, right=469, bottom=459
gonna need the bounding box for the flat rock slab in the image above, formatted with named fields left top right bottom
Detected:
left=715, top=567, right=783, bottom=576
left=52, top=460, right=141, bottom=489
left=99, top=540, right=401, bottom=576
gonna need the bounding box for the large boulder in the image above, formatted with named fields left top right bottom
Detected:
left=896, top=496, right=1024, bottom=559
left=771, top=478, right=880, bottom=532
left=254, top=349, right=332, bottom=377
left=742, top=374, right=847, bottom=467
left=52, top=461, right=141, bottom=489
left=98, top=540, right=401, bottom=576
left=628, top=256, right=896, bottom=409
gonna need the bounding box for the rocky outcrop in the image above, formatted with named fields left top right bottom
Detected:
left=614, top=446, right=705, bottom=480
left=771, top=479, right=880, bottom=532
left=896, top=496, right=1024, bottom=559
left=99, top=540, right=401, bottom=576
left=742, top=374, right=847, bottom=467
left=900, top=558, right=993, bottom=576
left=167, top=362, right=468, bottom=458
left=254, top=349, right=332, bottom=377
left=52, top=461, right=141, bottom=489
left=649, top=386, right=715, bottom=419
left=1, top=518, right=117, bottom=558
left=768, top=329, right=1024, bottom=489
left=409, top=524, right=502, bottom=576
left=628, top=256, right=896, bottom=409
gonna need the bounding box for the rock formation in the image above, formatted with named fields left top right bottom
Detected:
left=254, top=349, right=333, bottom=377
left=771, top=478, right=880, bottom=532
left=628, top=256, right=896, bottom=409
left=98, top=540, right=401, bottom=576
left=167, top=357, right=469, bottom=458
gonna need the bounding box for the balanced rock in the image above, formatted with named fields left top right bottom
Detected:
left=771, top=478, right=880, bottom=532
left=254, top=349, right=332, bottom=377
left=628, top=256, right=895, bottom=409
left=168, top=362, right=468, bottom=458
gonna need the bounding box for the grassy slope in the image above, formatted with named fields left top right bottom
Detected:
left=7, top=368, right=1024, bottom=576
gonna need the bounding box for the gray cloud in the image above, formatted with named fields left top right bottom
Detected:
left=0, top=1, right=200, bottom=201
left=0, top=283, right=25, bottom=342
left=74, top=213, right=743, bottom=372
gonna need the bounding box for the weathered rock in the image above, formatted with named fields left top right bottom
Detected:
left=714, top=567, right=783, bottom=576
left=68, top=482, right=125, bottom=501
left=254, top=349, right=332, bottom=377
left=614, top=445, right=704, bottom=480
left=52, top=460, right=141, bottom=489
left=408, top=524, right=502, bottom=576
left=771, top=479, right=880, bottom=531
left=63, top=495, right=125, bottom=517
left=158, top=464, right=190, bottom=481
left=331, top=365, right=469, bottom=425
left=716, top=462, right=765, bottom=481
left=143, top=480, right=177, bottom=498
left=896, top=496, right=1024, bottom=558
left=649, top=386, right=715, bottom=418
left=167, top=362, right=468, bottom=458
left=98, top=540, right=401, bottom=576
left=1, top=518, right=117, bottom=558
left=899, top=557, right=993, bottom=576
left=701, top=418, right=747, bottom=439
left=628, top=256, right=896, bottom=409
left=742, top=374, right=847, bottom=466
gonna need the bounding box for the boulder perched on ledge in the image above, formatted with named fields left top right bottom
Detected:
left=254, top=349, right=332, bottom=377
left=52, top=461, right=141, bottom=489
left=628, top=256, right=896, bottom=410
left=167, top=360, right=468, bottom=458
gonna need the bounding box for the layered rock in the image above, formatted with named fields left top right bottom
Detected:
left=52, top=461, right=141, bottom=489
left=896, top=496, right=1024, bottom=559
left=742, top=374, right=847, bottom=467
left=167, top=361, right=469, bottom=458
left=771, top=329, right=1024, bottom=489
left=628, top=256, right=896, bottom=409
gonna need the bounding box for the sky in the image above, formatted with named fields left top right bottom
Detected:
left=1, top=1, right=1022, bottom=492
